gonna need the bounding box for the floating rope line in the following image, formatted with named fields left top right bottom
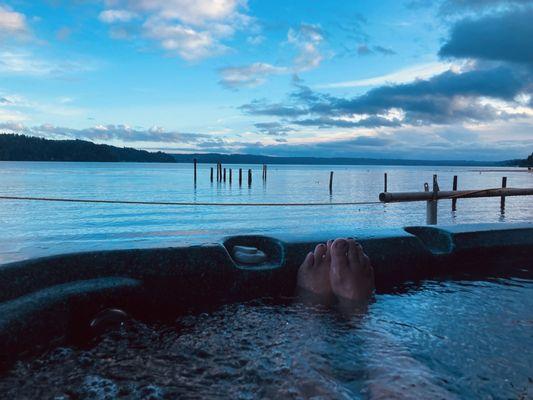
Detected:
left=0, top=196, right=383, bottom=207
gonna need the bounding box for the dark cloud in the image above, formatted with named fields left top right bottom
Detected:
left=357, top=44, right=372, bottom=56
left=240, top=99, right=307, bottom=117
left=2, top=124, right=210, bottom=143
left=241, top=66, right=531, bottom=128
left=439, top=7, right=533, bottom=64
left=357, top=44, right=396, bottom=56
left=293, top=116, right=402, bottom=129
left=254, top=122, right=293, bottom=136
left=373, top=45, right=396, bottom=55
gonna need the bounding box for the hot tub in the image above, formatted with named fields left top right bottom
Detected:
left=0, top=223, right=531, bottom=399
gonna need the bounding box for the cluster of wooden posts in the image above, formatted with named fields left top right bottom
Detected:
left=193, top=159, right=268, bottom=187
left=380, top=173, right=533, bottom=225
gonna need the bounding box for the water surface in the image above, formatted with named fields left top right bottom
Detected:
left=1, top=266, right=531, bottom=399
left=0, top=162, right=531, bottom=263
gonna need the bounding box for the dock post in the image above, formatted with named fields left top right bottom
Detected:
left=193, top=158, right=197, bottom=183
left=239, top=169, right=242, bottom=186
left=264, top=165, right=267, bottom=181
left=229, top=169, right=232, bottom=184
left=501, top=177, right=507, bottom=212
left=329, top=171, right=334, bottom=194
left=216, top=163, right=220, bottom=182
left=248, top=169, right=252, bottom=187
left=426, top=175, right=438, bottom=225
left=384, top=173, right=388, bottom=192
left=210, top=167, right=213, bottom=183
left=223, top=168, right=226, bottom=183
left=452, top=175, right=458, bottom=211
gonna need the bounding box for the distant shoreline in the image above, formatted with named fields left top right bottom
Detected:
left=0, top=133, right=530, bottom=167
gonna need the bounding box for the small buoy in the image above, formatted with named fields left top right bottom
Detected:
left=89, top=308, right=129, bottom=334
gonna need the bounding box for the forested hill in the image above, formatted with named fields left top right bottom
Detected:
left=0, top=134, right=175, bottom=162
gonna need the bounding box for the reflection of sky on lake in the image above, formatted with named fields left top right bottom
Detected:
left=0, top=162, right=531, bottom=263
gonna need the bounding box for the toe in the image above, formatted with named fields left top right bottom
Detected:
left=331, top=238, right=348, bottom=257
left=330, top=239, right=349, bottom=276
left=302, top=251, right=314, bottom=269
left=325, top=240, right=333, bottom=262
left=347, top=239, right=361, bottom=268
left=314, top=243, right=327, bottom=262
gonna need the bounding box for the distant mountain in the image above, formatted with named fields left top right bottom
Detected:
left=171, top=153, right=506, bottom=167
left=0, top=134, right=175, bottom=162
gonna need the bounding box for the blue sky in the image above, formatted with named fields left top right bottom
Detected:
left=0, top=0, right=531, bottom=160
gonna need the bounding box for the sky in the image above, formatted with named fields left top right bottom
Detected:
left=0, top=0, right=532, bottom=161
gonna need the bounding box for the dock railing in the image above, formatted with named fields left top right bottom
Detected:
left=379, top=174, right=533, bottom=225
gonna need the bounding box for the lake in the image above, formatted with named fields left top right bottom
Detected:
left=0, top=162, right=531, bottom=264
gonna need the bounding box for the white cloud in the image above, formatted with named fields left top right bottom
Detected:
left=99, top=0, right=254, bottom=61
left=0, top=51, right=94, bottom=76
left=288, top=24, right=324, bottom=72
left=317, top=61, right=463, bottom=89
left=143, top=18, right=227, bottom=60
left=99, top=9, right=138, bottom=23
left=219, top=63, right=288, bottom=88
left=0, top=5, right=28, bottom=37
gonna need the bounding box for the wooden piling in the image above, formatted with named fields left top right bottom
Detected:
left=239, top=168, right=243, bottom=186
left=329, top=171, right=334, bottom=193
left=501, top=176, right=507, bottom=212
left=248, top=169, right=252, bottom=187
left=452, top=175, right=458, bottom=211
left=216, top=163, right=220, bottom=182
left=223, top=168, right=226, bottom=183
left=264, top=165, right=267, bottom=181
left=229, top=169, right=232, bottom=184
left=210, top=167, right=213, bottom=182
left=426, top=175, right=438, bottom=225
left=384, top=173, right=388, bottom=192
left=193, top=158, right=197, bottom=183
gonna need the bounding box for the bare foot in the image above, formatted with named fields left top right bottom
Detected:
left=329, top=238, right=375, bottom=304
left=297, top=242, right=334, bottom=304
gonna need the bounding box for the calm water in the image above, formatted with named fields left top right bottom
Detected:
left=0, top=162, right=531, bottom=263
left=1, top=266, right=531, bottom=399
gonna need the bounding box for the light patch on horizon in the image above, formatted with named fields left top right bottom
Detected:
left=317, top=61, right=463, bottom=89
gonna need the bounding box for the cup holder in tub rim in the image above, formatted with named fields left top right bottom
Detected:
left=223, top=236, right=285, bottom=270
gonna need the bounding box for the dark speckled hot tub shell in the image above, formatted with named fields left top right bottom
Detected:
left=0, top=223, right=532, bottom=369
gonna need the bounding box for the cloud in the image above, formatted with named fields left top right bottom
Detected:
left=217, top=24, right=326, bottom=89
left=357, top=44, right=372, bottom=56
left=439, top=7, right=533, bottom=65
left=1, top=123, right=210, bottom=143
left=242, top=65, right=532, bottom=127
left=0, top=5, right=28, bottom=38
left=236, top=124, right=531, bottom=161
left=0, top=51, right=94, bottom=76
left=373, top=45, right=396, bottom=56
left=218, top=63, right=288, bottom=88
left=99, top=0, right=254, bottom=61
left=318, top=62, right=457, bottom=89
left=438, top=0, right=530, bottom=15
left=99, top=9, right=138, bottom=23
left=254, top=122, right=294, bottom=136
left=287, top=24, right=325, bottom=71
